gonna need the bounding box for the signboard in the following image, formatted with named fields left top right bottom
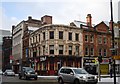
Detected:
left=112, top=55, right=120, bottom=60
left=100, top=64, right=109, bottom=75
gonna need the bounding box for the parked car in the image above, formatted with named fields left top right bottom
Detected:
left=0, top=70, right=3, bottom=75
left=4, top=69, right=15, bottom=76
left=58, top=67, right=98, bottom=84
left=19, top=67, right=37, bottom=80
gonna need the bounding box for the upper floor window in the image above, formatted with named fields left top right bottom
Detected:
left=75, top=33, right=79, bottom=41
left=90, top=47, right=94, bottom=56
left=98, top=36, right=102, bottom=44
left=59, top=31, right=63, bottom=39
left=68, top=32, right=72, bottom=40
left=69, top=46, right=72, bottom=55
left=99, top=48, right=102, bottom=56
left=90, top=35, right=94, bottom=43
left=49, top=45, right=54, bottom=54
left=43, top=46, right=45, bottom=55
left=43, top=32, right=45, bottom=40
left=59, top=45, right=63, bottom=54
left=33, top=37, right=35, bottom=43
left=103, top=37, right=107, bottom=44
left=49, top=31, right=54, bottom=39
left=39, top=34, right=40, bottom=42
left=103, top=49, right=107, bottom=56
left=85, top=35, right=89, bottom=42
left=85, top=47, right=89, bottom=56
left=36, top=36, right=37, bottom=42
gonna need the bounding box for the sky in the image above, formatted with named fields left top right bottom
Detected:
left=0, top=0, right=119, bottom=31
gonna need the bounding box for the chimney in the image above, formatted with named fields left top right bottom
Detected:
left=86, top=14, right=92, bottom=27
left=28, top=16, right=32, bottom=20
left=41, top=15, right=52, bottom=25
left=12, top=25, right=15, bottom=31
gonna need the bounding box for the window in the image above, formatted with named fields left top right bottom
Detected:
left=59, top=31, right=63, bottom=39
left=85, top=47, right=89, bottom=56
left=98, top=36, right=102, bottom=44
left=68, top=32, right=72, bottom=40
left=36, top=36, right=37, bottom=42
left=75, top=33, right=79, bottom=41
left=59, top=45, right=63, bottom=54
left=41, top=62, right=46, bottom=70
left=103, top=49, right=107, bottom=56
left=103, top=37, right=107, bottom=44
left=90, top=35, right=94, bottom=43
left=90, top=48, right=94, bottom=56
left=85, top=35, right=88, bottom=42
left=75, top=46, right=79, bottom=55
left=33, top=37, right=35, bottom=43
left=49, top=45, right=54, bottom=54
left=43, top=32, right=45, bottom=40
left=43, top=46, right=45, bottom=55
left=49, top=31, right=54, bottom=39
left=99, top=48, right=102, bottom=56
left=69, top=46, right=72, bottom=55
left=39, top=34, right=40, bottom=42
left=39, top=47, right=40, bottom=56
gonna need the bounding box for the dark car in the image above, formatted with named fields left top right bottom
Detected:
left=19, top=67, right=37, bottom=80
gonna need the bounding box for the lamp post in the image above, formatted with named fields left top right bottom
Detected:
left=110, top=0, right=116, bottom=84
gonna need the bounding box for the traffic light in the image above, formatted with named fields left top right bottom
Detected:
left=98, top=55, right=102, bottom=63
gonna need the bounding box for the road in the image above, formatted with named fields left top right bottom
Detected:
left=0, top=75, right=119, bottom=84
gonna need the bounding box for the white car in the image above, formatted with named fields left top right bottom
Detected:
left=58, top=67, right=98, bottom=84
left=4, top=69, right=15, bottom=76
left=0, top=70, right=3, bottom=75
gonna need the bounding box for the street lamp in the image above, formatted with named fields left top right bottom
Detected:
left=110, top=0, right=116, bottom=84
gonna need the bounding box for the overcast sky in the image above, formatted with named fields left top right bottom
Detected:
left=0, top=0, right=119, bottom=31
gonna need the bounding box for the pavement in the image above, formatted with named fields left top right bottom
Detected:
left=14, top=74, right=120, bottom=84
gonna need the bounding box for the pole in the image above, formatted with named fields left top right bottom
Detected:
left=110, top=0, right=116, bottom=84
left=98, top=62, right=101, bottom=81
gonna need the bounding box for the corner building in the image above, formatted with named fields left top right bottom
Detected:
left=29, top=24, right=83, bottom=75
left=28, top=14, right=112, bottom=75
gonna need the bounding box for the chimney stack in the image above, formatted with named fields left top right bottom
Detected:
left=41, top=15, right=52, bottom=25
left=28, top=16, right=32, bottom=20
left=86, top=14, right=92, bottom=27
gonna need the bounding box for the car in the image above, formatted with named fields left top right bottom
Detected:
left=19, top=67, right=37, bottom=80
left=0, top=70, right=3, bottom=75
left=58, top=67, right=98, bottom=84
left=4, top=69, right=15, bottom=76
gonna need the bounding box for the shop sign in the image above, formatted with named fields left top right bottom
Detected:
left=40, top=57, right=46, bottom=61
left=100, top=64, right=109, bottom=75
left=112, top=55, right=120, bottom=60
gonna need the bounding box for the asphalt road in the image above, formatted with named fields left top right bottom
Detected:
left=0, top=75, right=119, bottom=84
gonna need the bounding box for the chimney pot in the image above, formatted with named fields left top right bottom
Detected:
left=28, top=16, right=32, bottom=20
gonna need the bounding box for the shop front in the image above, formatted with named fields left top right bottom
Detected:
left=28, top=55, right=82, bottom=75
left=83, top=56, right=109, bottom=75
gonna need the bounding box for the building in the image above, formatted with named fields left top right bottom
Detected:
left=12, top=15, right=50, bottom=73
left=2, top=36, right=12, bottom=71
left=27, top=14, right=112, bottom=75
left=0, top=30, right=11, bottom=69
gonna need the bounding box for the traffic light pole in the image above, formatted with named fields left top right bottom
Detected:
left=110, top=0, right=116, bottom=84
left=98, top=62, right=101, bottom=81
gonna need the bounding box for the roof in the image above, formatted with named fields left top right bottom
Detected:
left=73, top=20, right=95, bottom=28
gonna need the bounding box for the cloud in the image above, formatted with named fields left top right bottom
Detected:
left=1, top=0, right=119, bottom=31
